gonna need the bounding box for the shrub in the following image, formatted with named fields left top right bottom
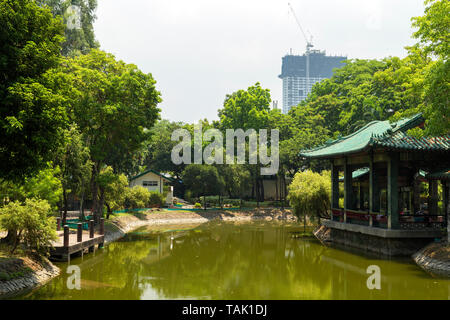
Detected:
left=194, top=202, right=202, bottom=208
left=288, top=170, right=331, bottom=231
left=149, top=191, right=165, bottom=207
left=0, top=198, right=57, bottom=254
left=125, top=186, right=151, bottom=209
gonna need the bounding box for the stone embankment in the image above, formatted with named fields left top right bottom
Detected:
left=412, top=241, right=450, bottom=278
left=314, top=224, right=450, bottom=277
left=105, top=208, right=296, bottom=244
left=0, top=256, right=60, bottom=298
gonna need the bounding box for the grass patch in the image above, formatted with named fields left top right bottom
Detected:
left=0, top=244, right=34, bottom=282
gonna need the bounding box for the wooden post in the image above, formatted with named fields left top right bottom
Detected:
left=428, top=179, right=438, bottom=215
left=413, top=174, right=421, bottom=214
left=331, top=161, right=340, bottom=209
left=100, top=218, right=105, bottom=235
left=369, top=156, right=380, bottom=213
left=77, top=223, right=82, bottom=242
left=56, top=217, right=61, bottom=231
left=63, top=225, right=69, bottom=247
left=344, top=157, right=353, bottom=212
left=443, top=182, right=449, bottom=242
left=89, top=220, right=94, bottom=238
left=387, top=153, right=399, bottom=229
left=358, top=183, right=364, bottom=210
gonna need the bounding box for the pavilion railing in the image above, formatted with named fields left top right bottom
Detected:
left=330, top=208, right=445, bottom=230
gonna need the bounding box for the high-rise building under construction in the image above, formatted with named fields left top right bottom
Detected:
left=279, top=50, right=347, bottom=114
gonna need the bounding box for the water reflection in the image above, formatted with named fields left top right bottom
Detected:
left=17, top=221, right=450, bottom=300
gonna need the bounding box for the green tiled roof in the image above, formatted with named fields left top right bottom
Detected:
left=300, top=114, right=428, bottom=159
left=370, top=132, right=450, bottom=151
left=426, top=169, right=450, bottom=181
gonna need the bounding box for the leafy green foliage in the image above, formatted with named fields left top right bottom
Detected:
left=51, top=49, right=162, bottom=218
left=145, top=120, right=188, bottom=179
left=125, top=186, right=151, bottom=210
left=411, top=0, right=449, bottom=59
left=0, top=0, right=66, bottom=181
left=218, top=82, right=271, bottom=131
left=98, top=166, right=129, bottom=212
left=0, top=166, right=63, bottom=209
left=0, top=199, right=57, bottom=254
left=288, top=170, right=331, bottom=228
left=55, top=124, right=92, bottom=217
left=182, top=164, right=224, bottom=208
left=149, top=191, right=165, bottom=207
left=219, top=165, right=251, bottom=200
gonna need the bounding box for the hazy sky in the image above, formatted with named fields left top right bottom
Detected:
left=94, top=0, right=425, bottom=123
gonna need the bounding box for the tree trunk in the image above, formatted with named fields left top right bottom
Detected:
left=275, top=175, right=279, bottom=206
left=260, top=178, right=265, bottom=202
left=106, top=202, right=112, bottom=219
left=90, top=163, right=101, bottom=223
left=204, top=195, right=206, bottom=210
left=97, top=187, right=106, bottom=223
left=79, top=192, right=85, bottom=220
left=255, top=178, right=260, bottom=208
left=251, top=183, right=255, bottom=199
left=63, top=188, right=68, bottom=224
left=303, top=213, right=306, bottom=234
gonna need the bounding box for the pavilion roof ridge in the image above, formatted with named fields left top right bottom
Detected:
left=299, top=113, right=427, bottom=159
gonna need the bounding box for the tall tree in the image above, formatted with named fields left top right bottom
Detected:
left=145, top=120, right=189, bottom=179
left=55, top=124, right=92, bottom=221
left=410, top=0, right=449, bottom=135
left=54, top=49, right=162, bottom=221
left=0, top=0, right=67, bottom=181
left=217, top=83, right=272, bottom=201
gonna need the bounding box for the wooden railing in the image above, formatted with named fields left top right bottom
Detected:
left=329, top=209, right=445, bottom=229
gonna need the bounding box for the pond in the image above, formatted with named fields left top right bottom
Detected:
left=16, top=221, right=450, bottom=300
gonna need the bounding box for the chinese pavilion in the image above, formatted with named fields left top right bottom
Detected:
left=300, top=114, right=450, bottom=255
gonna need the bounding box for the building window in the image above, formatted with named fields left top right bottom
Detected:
left=143, top=181, right=158, bottom=187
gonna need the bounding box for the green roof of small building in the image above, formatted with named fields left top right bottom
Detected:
left=130, top=169, right=174, bottom=182
left=299, top=113, right=449, bottom=159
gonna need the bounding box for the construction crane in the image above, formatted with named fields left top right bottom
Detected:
left=288, top=2, right=314, bottom=96
left=288, top=2, right=313, bottom=52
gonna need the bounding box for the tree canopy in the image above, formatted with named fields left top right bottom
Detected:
left=0, top=0, right=66, bottom=181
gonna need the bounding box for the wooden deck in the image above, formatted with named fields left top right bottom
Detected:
left=50, top=229, right=104, bottom=262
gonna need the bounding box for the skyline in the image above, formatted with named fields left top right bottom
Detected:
left=93, top=0, right=426, bottom=123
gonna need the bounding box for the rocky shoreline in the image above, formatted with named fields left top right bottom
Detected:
left=105, top=208, right=297, bottom=244
left=0, top=256, right=60, bottom=299
left=412, top=241, right=450, bottom=278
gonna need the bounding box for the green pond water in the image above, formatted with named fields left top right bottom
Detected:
left=16, top=221, right=450, bottom=300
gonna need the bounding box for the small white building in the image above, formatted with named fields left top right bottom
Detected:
left=129, top=169, right=174, bottom=205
